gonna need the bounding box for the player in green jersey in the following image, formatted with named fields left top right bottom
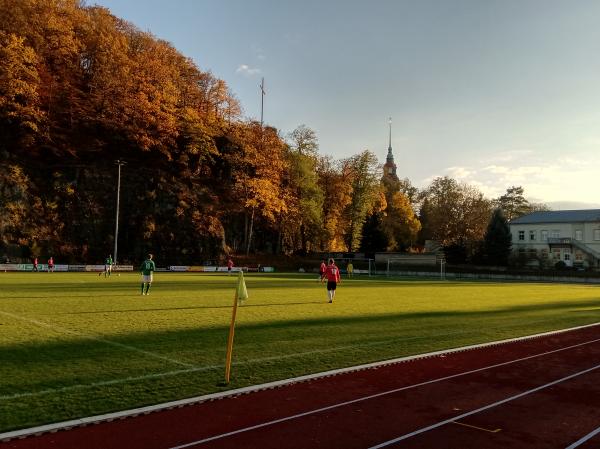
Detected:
left=140, top=253, right=155, bottom=295
left=104, top=254, right=113, bottom=277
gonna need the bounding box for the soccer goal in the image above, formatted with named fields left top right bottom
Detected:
left=334, top=257, right=375, bottom=277
left=385, top=254, right=439, bottom=277
left=439, top=258, right=446, bottom=280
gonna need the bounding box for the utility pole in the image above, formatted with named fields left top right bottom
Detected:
left=114, top=160, right=127, bottom=265
left=260, top=77, right=265, bottom=127
left=248, top=78, right=266, bottom=256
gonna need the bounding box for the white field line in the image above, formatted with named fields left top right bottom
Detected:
left=368, top=363, right=600, bottom=448
left=0, top=316, right=559, bottom=401
left=565, top=426, right=600, bottom=449
left=0, top=330, right=469, bottom=401
left=0, top=309, right=568, bottom=401
left=0, top=365, right=218, bottom=401
left=0, top=310, right=194, bottom=368
left=169, top=337, right=600, bottom=448
left=2, top=322, right=599, bottom=443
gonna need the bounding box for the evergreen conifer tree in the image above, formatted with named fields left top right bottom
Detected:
left=484, top=208, right=512, bottom=266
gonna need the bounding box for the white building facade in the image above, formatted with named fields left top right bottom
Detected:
left=509, top=210, right=600, bottom=268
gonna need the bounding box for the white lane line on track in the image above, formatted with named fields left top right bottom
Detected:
left=0, top=310, right=194, bottom=368
left=168, top=336, right=600, bottom=449
left=368, top=363, right=600, bottom=448
left=565, top=426, right=600, bottom=449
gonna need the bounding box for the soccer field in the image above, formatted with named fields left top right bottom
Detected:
left=1, top=272, right=599, bottom=432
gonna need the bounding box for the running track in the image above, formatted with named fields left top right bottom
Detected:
left=2, top=323, right=600, bottom=449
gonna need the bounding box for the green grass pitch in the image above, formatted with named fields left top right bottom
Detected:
left=1, top=271, right=599, bottom=431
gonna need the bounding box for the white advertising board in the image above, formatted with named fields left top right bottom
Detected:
left=169, top=266, right=189, bottom=272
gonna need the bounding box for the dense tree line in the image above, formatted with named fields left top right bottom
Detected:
left=0, top=0, right=547, bottom=264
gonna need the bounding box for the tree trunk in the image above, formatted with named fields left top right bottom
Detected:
left=276, top=219, right=282, bottom=254
left=246, top=207, right=255, bottom=255
left=243, top=212, right=248, bottom=250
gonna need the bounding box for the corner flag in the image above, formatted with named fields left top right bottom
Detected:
left=236, top=271, right=248, bottom=304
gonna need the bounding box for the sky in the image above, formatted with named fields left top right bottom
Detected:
left=92, top=0, right=600, bottom=208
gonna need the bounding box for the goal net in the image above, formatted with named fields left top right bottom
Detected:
left=385, top=254, right=442, bottom=278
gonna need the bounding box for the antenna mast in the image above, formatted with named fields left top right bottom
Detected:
left=260, top=77, right=265, bottom=126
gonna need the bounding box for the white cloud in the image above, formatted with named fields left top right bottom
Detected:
left=236, top=64, right=261, bottom=76
left=484, top=149, right=535, bottom=164
left=427, top=153, right=600, bottom=205
left=445, top=166, right=473, bottom=179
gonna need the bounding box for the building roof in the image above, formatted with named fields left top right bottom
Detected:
left=510, top=209, right=600, bottom=224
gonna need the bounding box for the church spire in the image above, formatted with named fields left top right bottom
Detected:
left=388, top=117, right=392, bottom=152
left=383, top=117, right=398, bottom=179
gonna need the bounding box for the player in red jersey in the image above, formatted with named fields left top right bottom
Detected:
left=227, top=257, right=234, bottom=276
left=318, top=259, right=327, bottom=281
left=320, top=258, right=341, bottom=303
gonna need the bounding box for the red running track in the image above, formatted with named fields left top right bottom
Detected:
left=2, top=324, right=600, bottom=449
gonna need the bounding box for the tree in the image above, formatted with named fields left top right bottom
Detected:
left=419, top=176, right=492, bottom=247
left=360, top=212, right=388, bottom=254
left=495, top=186, right=550, bottom=221
left=495, top=186, right=529, bottom=221
left=381, top=191, right=421, bottom=250
left=0, top=32, right=44, bottom=150
left=282, top=125, right=323, bottom=254
left=227, top=122, right=288, bottom=254
left=341, top=150, right=381, bottom=251
left=380, top=176, right=420, bottom=250
left=397, top=177, right=419, bottom=206
left=288, top=125, right=318, bottom=156
left=316, top=156, right=353, bottom=251
left=483, top=208, right=512, bottom=266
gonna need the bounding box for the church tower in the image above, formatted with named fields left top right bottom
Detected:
left=383, top=117, right=398, bottom=180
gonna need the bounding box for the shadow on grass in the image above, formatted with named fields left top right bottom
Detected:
left=1, top=295, right=599, bottom=432
left=2, top=298, right=599, bottom=366
left=57, top=301, right=326, bottom=315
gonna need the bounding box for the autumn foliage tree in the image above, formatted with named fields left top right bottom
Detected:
left=380, top=177, right=421, bottom=251
left=417, top=177, right=493, bottom=263
left=0, top=0, right=546, bottom=264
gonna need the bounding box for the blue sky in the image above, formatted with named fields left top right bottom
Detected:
left=93, top=0, right=600, bottom=208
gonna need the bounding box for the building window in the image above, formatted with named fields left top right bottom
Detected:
left=541, top=230, right=548, bottom=242
left=575, top=230, right=583, bottom=241
left=551, top=230, right=560, bottom=238
left=529, top=231, right=536, bottom=241
left=518, top=231, right=525, bottom=241
left=575, top=252, right=583, bottom=261
left=595, top=229, right=600, bottom=241
left=564, top=253, right=571, bottom=261
left=541, top=249, right=548, bottom=259
left=552, top=249, right=561, bottom=259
